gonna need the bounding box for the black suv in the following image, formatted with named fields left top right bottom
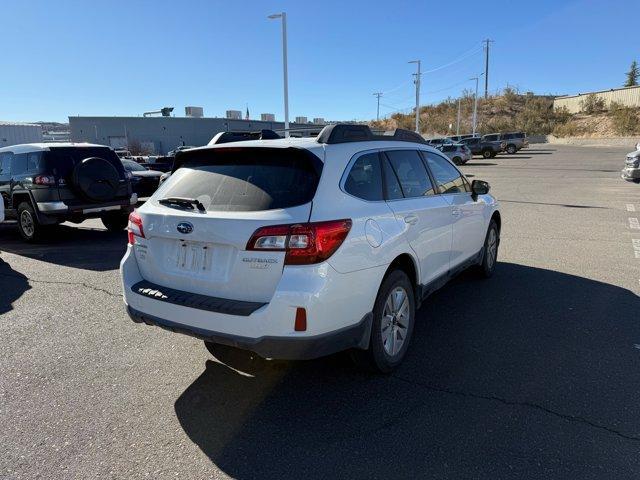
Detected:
left=0, top=143, right=135, bottom=241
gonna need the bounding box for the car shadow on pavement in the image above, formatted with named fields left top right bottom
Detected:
left=0, top=223, right=127, bottom=272
left=0, top=255, right=31, bottom=314
left=174, top=262, right=640, bottom=479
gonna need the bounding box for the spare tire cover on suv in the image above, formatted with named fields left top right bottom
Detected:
left=72, top=157, right=121, bottom=202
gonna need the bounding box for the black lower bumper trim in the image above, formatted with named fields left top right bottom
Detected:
left=131, top=280, right=266, bottom=316
left=126, top=306, right=372, bottom=360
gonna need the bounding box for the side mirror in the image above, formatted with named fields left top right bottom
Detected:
left=471, top=179, right=490, bottom=197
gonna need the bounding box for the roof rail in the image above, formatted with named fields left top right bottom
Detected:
left=209, top=129, right=281, bottom=145
left=316, top=124, right=427, bottom=145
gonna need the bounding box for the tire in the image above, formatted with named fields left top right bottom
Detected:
left=452, top=156, right=462, bottom=166
left=490, top=151, right=497, bottom=158
left=506, top=144, right=517, bottom=154
left=101, top=212, right=129, bottom=232
left=478, top=220, right=499, bottom=278
left=72, top=157, right=120, bottom=202
left=17, top=202, right=46, bottom=242
left=482, top=149, right=492, bottom=159
left=353, top=270, right=415, bottom=373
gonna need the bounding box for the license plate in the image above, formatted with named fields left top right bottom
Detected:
left=175, top=241, right=213, bottom=272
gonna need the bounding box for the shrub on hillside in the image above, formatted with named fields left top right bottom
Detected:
left=609, top=103, right=640, bottom=135
left=580, top=94, right=606, bottom=114
left=552, top=121, right=585, bottom=137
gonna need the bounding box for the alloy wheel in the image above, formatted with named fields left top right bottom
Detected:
left=381, top=286, right=410, bottom=357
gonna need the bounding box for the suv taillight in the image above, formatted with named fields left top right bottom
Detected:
left=127, top=211, right=145, bottom=244
left=246, top=219, right=352, bottom=265
left=34, top=175, right=56, bottom=185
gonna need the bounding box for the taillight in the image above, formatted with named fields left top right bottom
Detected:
left=127, top=211, right=145, bottom=244
left=246, top=219, right=352, bottom=265
left=34, top=175, right=56, bottom=185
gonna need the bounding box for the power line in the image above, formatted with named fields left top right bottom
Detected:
left=422, top=44, right=483, bottom=74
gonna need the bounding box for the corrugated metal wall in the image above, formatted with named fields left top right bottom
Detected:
left=0, top=124, right=44, bottom=147
left=553, top=86, right=640, bottom=113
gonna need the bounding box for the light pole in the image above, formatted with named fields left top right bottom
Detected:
left=409, top=60, right=421, bottom=133
left=470, top=73, right=484, bottom=135
left=268, top=12, right=289, bottom=137
left=373, top=92, right=383, bottom=121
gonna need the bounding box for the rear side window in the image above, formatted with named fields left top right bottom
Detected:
left=11, top=154, right=29, bottom=175
left=0, top=152, right=12, bottom=177
left=423, top=152, right=468, bottom=194
left=44, top=147, right=125, bottom=179
left=344, top=152, right=383, bottom=201
left=382, top=156, right=403, bottom=200
left=384, top=150, right=435, bottom=198
left=159, top=147, right=322, bottom=212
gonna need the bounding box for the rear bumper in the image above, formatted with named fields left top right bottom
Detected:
left=120, top=245, right=385, bottom=360
left=127, top=306, right=372, bottom=360
left=36, top=194, right=137, bottom=216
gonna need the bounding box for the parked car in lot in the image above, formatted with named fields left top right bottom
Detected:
left=459, top=136, right=503, bottom=158
left=447, top=134, right=478, bottom=142
left=436, top=143, right=472, bottom=165
left=121, top=124, right=501, bottom=372
left=481, top=132, right=527, bottom=154
left=122, top=159, right=163, bottom=197
left=622, top=149, right=640, bottom=183
left=0, top=143, right=136, bottom=241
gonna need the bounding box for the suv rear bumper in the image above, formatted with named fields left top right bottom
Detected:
left=120, top=245, right=383, bottom=360
left=36, top=194, right=137, bottom=221
left=127, top=306, right=372, bottom=360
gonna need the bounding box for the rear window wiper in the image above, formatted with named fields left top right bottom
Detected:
left=158, top=197, right=206, bottom=212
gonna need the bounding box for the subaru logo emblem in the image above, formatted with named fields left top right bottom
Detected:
left=177, top=222, right=194, bottom=234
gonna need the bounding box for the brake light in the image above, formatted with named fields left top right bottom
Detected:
left=34, top=175, right=56, bottom=185
left=127, top=211, right=145, bottom=244
left=246, top=219, right=352, bottom=265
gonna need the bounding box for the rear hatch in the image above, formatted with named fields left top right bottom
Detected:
left=133, top=146, right=323, bottom=303
left=44, top=146, right=130, bottom=206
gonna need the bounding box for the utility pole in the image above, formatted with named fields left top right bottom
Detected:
left=409, top=60, right=421, bottom=133
left=268, top=12, right=289, bottom=137
left=456, top=98, right=461, bottom=135
left=373, top=92, right=383, bottom=121
left=483, top=39, right=493, bottom=99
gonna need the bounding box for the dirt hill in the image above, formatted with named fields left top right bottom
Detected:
left=370, top=87, right=640, bottom=138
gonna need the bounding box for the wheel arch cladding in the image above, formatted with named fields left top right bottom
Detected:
left=385, top=254, right=419, bottom=298
left=13, top=192, right=34, bottom=210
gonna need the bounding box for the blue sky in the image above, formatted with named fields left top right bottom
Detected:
left=1, top=0, right=638, bottom=123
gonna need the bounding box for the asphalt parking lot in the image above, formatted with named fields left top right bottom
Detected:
left=1, top=144, right=639, bottom=479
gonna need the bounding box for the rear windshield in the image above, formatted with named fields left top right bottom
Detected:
left=44, top=147, right=126, bottom=179
left=157, top=147, right=323, bottom=212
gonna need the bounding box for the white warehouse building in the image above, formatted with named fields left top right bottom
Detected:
left=0, top=121, right=43, bottom=148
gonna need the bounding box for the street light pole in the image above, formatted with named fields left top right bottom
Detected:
left=268, top=12, right=289, bottom=137
left=409, top=60, right=421, bottom=133
left=470, top=73, right=484, bottom=135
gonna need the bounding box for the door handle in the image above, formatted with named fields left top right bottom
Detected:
left=452, top=209, right=462, bottom=217
left=404, top=214, right=418, bottom=225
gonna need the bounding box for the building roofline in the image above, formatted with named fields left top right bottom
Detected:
left=555, top=84, right=640, bottom=99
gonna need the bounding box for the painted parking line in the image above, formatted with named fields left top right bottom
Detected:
left=630, top=218, right=640, bottom=230
left=628, top=204, right=636, bottom=212
left=633, top=239, right=640, bottom=259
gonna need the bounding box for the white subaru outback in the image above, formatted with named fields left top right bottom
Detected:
left=120, top=124, right=500, bottom=372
